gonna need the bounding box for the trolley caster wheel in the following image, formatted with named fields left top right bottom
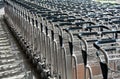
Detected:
left=33, top=55, right=38, bottom=65
left=25, top=43, right=30, bottom=48
left=33, top=55, right=40, bottom=65
left=41, top=69, right=50, bottom=79
left=48, top=77, right=57, bottom=79
left=27, top=49, right=32, bottom=60
left=26, top=48, right=31, bottom=54
left=24, top=41, right=27, bottom=45
left=37, top=62, right=45, bottom=73
left=18, top=34, right=22, bottom=38
left=21, top=38, right=24, bottom=41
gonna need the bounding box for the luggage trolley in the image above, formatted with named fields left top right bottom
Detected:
left=29, top=9, right=52, bottom=65
left=43, top=14, right=80, bottom=79
left=94, top=37, right=120, bottom=79
left=64, top=24, right=110, bottom=79
left=61, top=21, right=96, bottom=79
left=42, top=14, right=85, bottom=78
left=33, top=10, right=66, bottom=78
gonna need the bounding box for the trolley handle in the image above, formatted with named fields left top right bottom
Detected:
left=64, top=27, right=82, bottom=32
left=64, top=25, right=109, bottom=31
left=46, top=14, right=70, bottom=20
left=67, top=18, right=84, bottom=22
left=75, top=21, right=95, bottom=26
left=109, top=20, right=120, bottom=24
left=102, top=30, right=120, bottom=34
left=46, top=14, right=69, bottom=19
left=87, top=14, right=96, bottom=18
left=37, top=7, right=49, bottom=9
left=46, top=16, right=58, bottom=19
left=97, top=17, right=110, bottom=21
left=110, top=16, right=120, bottom=19
left=97, top=39, right=116, bottom=44
left=76, top=32, right=99, bottom=45
left=86, top=25, right=110, bottom=30
left=52, top=19, right=65, bottom=22
left=47, top=11, right=61, bottom=14
left=36, top=6, right=46, bottom=9
left=79, top=32, right=98, bottom=36
left=53, top=13, right=68, bottom=16
left=24, top=6, right=32, bottom=9
left=59, top=22, right=73, bottom=26
left=36, top=10, right=52, bottom=14
left=102, top=13, right=113, bottom=16
left=93, top=39, right=119, bottom=50
left=55, top=16, right=76, bottom=19
left=39, top=9, right=51, bottom=11
left=52, top=18, right=84, bottom=22
left=102, top=30, right=120, bottom=39
left=114, top=6, right=120, bottom=9
left=37, top=11, right=47, bottom=14
left=29, top=9, right=38, bottom=12
left=41, top=14, right=53, bottom=17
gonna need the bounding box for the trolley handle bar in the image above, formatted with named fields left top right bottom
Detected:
left=94, top=39, right=120, bottom=50
left=64, top=25, right=110, bottom=31
left=75, top=21, right=95, bottom=26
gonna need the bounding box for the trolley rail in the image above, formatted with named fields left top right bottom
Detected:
left=0, top=15, right=41, bottom=79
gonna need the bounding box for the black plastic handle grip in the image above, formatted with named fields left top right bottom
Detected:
left=75, top=21, right=95, bottom=26
left=110, top=20, right=120, bottom=24
left=86, top=25, right=110, bottom=30
left=102, top=30, right=120, bottom=34
left=59, top=22, right=73, bottom=26
left=95, top=39, right=116, bottom=45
